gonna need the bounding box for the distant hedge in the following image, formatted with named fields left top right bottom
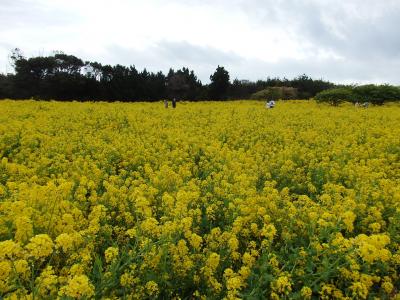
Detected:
left=353, top=85, right=400, bottom=105
left=250, top=86, right=298, bottom=100
left=314, top=87, right=354, bottom=106
left=315, top=85, right=400, bottom=106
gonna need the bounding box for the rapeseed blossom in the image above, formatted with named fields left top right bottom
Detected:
left=0, top=100, right=399, bottom=298
left=104, top=246, right=119, bottom=263
left=26, top=234, right=54, bottom=259
left=59, top=274, right=95, bottom=298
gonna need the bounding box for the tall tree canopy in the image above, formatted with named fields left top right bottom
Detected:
left=209, top=66, right=230, bottom=100
left=0, top=49, right=340, bottom=101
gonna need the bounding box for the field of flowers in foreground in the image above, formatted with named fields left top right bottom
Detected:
left=0, top=100, right=399, bottom=299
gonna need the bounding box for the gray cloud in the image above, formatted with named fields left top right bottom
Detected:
left=234, top=56, right=400, bottom=85
left=241, top=0, right=400, bottom=61
left=295, top=2, right=400, bottom=61
left=0, top=0, right=79, bottom=28
left=89, top=42, right=244, bottom=82
left=156, top=41, right=242, bottom=65
left=215, top=0, right=400, bottom=83
left=98, top=38, right=400, bottom=84
left=0, top=0, right=399, bottom=84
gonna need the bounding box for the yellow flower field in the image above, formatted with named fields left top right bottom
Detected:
left=0, top=100, right=399, bottom=299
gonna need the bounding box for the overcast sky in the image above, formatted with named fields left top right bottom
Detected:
left=1, top=0, right=399, bottom=84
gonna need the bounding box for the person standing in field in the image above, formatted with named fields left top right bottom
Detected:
left=270, top=100, right=275, bottom=108
left=266, top=100, right=275, bottom=108
left=164, top=99, right=168, bottom=108
left=172, top=98, right=177, bottom=108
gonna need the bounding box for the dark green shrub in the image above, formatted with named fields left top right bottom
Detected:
left=353, top=84, right=400, bottom=105
left=314, top=88, right=355, bottom=106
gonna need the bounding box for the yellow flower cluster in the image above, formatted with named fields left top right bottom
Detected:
left=0, top=99, right=399, bottom=299
left=104, top=246, right=119, bottom=263
left=59, top=274, right=95, bottom=298
left=26, top=234, right=54, bottom=259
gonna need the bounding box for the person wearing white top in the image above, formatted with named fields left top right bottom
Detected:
left=266, top=100, right=275, bottom=108
left=270, top=100, right=275, bottom=108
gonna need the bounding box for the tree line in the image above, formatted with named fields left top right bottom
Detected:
left=0, top=49, right=350, bottom=101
